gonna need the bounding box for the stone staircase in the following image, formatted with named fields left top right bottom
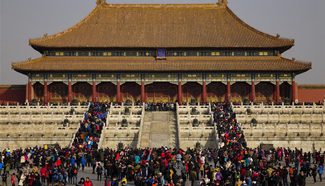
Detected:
left=140, top=111, right=177, bottom=148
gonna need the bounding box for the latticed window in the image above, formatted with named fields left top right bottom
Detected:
left=198, top=51, right=211, bottom=56
left=259, top=51, right=269, bottom=56
left=78, top=51, right=90, bottom=56
left=103, top=52, right=112, bottom=56
left=55, top=52, right=64, bottom=56
left=112, top=51, right=126, bottom=56
left=211, top=52, right=220, bottom=56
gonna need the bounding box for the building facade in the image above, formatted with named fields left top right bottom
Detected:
left=12, top=0, right=311, bottom=104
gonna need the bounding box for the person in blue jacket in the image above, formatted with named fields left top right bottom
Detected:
left=317, top=164, right=324, bottom=182
left=0, top=161, right=3, bottom=174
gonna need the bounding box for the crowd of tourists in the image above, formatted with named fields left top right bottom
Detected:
left=210, top=103, right=324, bottom=186
left=0, top=103, right=109, bottom=186
left=72, top=102, right=108, bottom=150
left=0, top=102, right=324, bottom=186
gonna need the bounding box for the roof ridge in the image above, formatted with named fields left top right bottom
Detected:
left=280, top=57, right=312, bottom=67
left=225, top=7, right=294, bottom=46
left=103, top=3, right=220, bottom=7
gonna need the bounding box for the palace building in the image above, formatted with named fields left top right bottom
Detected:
left=12, top=0, right=311, bottom=104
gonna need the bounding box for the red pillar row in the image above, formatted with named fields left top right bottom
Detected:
left=250, top=81, right=256, bottom=103
left=178, top=81, right=182, bottom=104
left=202, top=81, right=207, bottom=103
left=141, top=81, right=145, bottom=103
left=68, top=81, right=72, bottom=103
left=226, top=81, right=231, bottom=102
left=44, top=81, right=48, bottom=104
left=116, top=81, right=121, bottom=103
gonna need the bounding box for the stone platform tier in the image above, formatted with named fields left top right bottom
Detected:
left=233, top=103, right=325, bottom=152
left=99, top=103, right=145, bottom=149
left=177, top=103, right=217, bottom=149
left=0, top=104, right=88, bottom=149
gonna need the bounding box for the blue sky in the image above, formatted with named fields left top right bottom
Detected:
left=1, top=0, right=324, bottom=84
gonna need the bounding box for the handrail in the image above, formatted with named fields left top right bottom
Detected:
left=137, top=103, right=145, bottom=148
left=176, top=103, right=181, bottom=149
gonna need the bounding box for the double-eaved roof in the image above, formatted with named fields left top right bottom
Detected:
left=12, top=2, right=311, bottom=74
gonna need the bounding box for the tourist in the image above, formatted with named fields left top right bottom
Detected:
left=96, top=162, right=103, bottom=181
left=318, top=164, right=324, bottom=182
left=297, top=170, right=306, bottom=186
left=11, top=173, right=16, bottom=186
left=0, top=161, right=3, bottom=174
left=1, top=171, right=8, bottom=186
left=311, top=164, right=317, bottom=183
left=76, top=177, right=85, bottom=186
left=84, top=177, right=93, bottom=186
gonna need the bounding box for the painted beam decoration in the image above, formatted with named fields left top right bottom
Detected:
left=230, top=73, right=251, bottom=82
left=182, top=73, right=202, bottom=82
left=206, top=73, right=227, bottom=83
left=96, top=73, right=116, bottom=82
left=47, top=73, right=68, bottom=82
left=255, top=73, right=276, bottom=84
left=72, top=74, right=92, bottom=82
left=279, top=73, right=293, bottom=82
left=145, top=73, right=178, bottom=82
left=31, top=74, right=44, bottom=82
left=120, top=73, right=141, bottom=83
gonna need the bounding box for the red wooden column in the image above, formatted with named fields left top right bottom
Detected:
left=178, top=81, right=183, bottom=104
left=275, top=80, right=280, bottom=103
left=292, top=80, right=298, bottom=102
left=92, top=81, right=97, bottom=102
left=44, top=81, right=48, bottom=104
left=250, top=81, right=256, bottom=103
left=68, top=81, right=72, bottom=103
left=141, top=81, right=145, bottom=103
left=27, top=80, right=32, bottom=102
left=202, top=81, right=207, bottom=103
left=226, top=81, right=231, bottom=102
left=116, top=81, right=121, bottom=103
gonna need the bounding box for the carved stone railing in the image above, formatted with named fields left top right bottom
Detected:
left=137, top=103, right=145, bottom=148
left=175, top=103, right=181, bottom=149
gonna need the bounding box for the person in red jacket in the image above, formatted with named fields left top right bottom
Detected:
left=84, top=177, right=93, bottom=186
left=11, top=173, right=16, bottom=186
left=40, top=166, right=47, bottom=184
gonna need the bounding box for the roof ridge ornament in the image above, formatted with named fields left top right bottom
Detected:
left=96, top=0, right=106, bottom=6
left=218, top=0, right=228, bottom=5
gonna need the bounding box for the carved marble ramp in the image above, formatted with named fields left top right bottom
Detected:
left=140, top=111, right=176, bottom=148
